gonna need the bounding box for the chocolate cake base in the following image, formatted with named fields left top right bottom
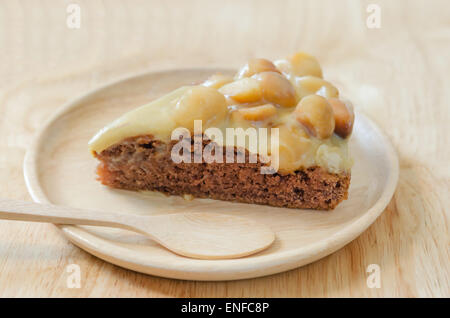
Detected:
left=94, top=135, right=350, bottom=210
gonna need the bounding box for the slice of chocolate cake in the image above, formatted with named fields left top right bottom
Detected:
left=89, top=52, right=354, bottom=210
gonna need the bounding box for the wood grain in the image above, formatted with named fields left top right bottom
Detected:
left=0, top=0, right=448, bottom=296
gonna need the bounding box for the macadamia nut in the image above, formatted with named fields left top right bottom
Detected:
left=328, top=98, right=354, bottom=138
left=174, top=86, right=228, bottom=131
left=219, top=78, right=263, bottom=103
left=292, top=76, right=339, bottom=99
left=236, top=58, right=280, bottom=79
left=294, top=95, right=335, bottom=139
left=289, top=52, right=323, bottom=78
left=202, top=74, right=234, bottom=89
left=237, top=104, right=277, bottom=121
left=253, top=72, right=297, bottom=108
left=274, top=52, right=323, bottom=78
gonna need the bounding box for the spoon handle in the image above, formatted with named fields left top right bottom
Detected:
left=0, top=199, right=136, bottom=230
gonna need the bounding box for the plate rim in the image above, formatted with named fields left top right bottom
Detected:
left=23, top=68, right=399, bottom=281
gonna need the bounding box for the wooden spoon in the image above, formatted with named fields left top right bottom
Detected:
left=0, top=199, right=275, bottom=259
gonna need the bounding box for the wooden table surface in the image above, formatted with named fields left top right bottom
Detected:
left=0, top=0, right=448, bottom=297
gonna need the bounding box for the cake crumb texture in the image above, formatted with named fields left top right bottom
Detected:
left=95, top=135, right=350, bottom=210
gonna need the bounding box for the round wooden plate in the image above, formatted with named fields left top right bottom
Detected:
left=23, top=69, right=399, bottom=281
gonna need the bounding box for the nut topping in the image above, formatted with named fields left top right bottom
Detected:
left=202, top=74, right=234, bottom=89
left=292, top=76, right=339, bottom=99
left=275, top=52, right=323, bottom=78
left=328, top=98, right=354, bottom=138
left=219, top=78, right=262, bottom=103
left=294, top=95, right=335, bottom=139
left=237, top=104, right=277, bottom=121
left=236, top=58, right=280, bottom=79
left=174, top=86, right=228, bottom=131
left=253, top=72, right=297, bottom=108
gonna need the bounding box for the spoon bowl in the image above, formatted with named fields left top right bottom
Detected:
left=130, top=212, right=275, bottom=259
